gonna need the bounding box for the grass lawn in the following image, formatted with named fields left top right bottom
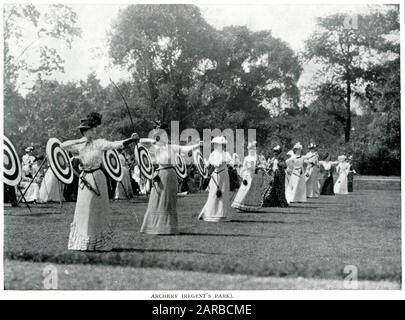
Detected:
left=4, top=178, right=401, bottom=289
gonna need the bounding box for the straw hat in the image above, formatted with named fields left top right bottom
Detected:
left=292, top=142, right=303, bottom=150
left=211, top=136, right=228, bottom=145
left=247, top=141, right=257, bottom=150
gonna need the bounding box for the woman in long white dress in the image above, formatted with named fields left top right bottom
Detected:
left=60, top=112, right=138, bottom=251
left=286, top=142, right=307, bottom=203
left=304, top=142, right=320, bottom=198
left=334, top=155, right=350, bottom=195
left=284, top=150, right=295, bottom=203
left=38, top=166, right=64, bottom=203
left=199, top=136, right=233, bottom=222
left=232, top=141, right=267, bottom=211
left=139, top=123, right=200, bottom=235
left=114, top=152, right=134, bottom=200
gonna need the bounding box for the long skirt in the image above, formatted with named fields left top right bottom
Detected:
left=114, top=167, right=134, bottom=200
left=19, top=181, right=40, bottom=203
left=286, top=169, right=307, bottom=203
left=232, top=170, right=265, bottom=211
left=321, top=172, right=334, bottom=195
left=68, top=170, right=114, bottom=251
left=262, top=169, right=288, bottom=207
left=334, top=172, right=348, bottom=195
left=306, top=166, right=320, bottom=198
left=140, top=167, right=178, bottom=235
left=39, top=169, right=64, bottom=203
left=348, top=172, right=354, bottom=192
left=199, top=168, right=230, bottom=222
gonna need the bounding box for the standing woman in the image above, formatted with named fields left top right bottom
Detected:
left=262, top=145, right=288, bottom=207
left=319, top=153, right=339, bottom=195
left=347, top=155, right=356, bottom=192
left=139, top=122, right=201, bottom=235
left=199, top=136, right=233, bottom=222
left=334, top=155, right=350, bottom=195
left=304, top=143, right=320, bottom=198
left=232, top=141, right=266, bottom=211
left=287, top=142, right=307, bottom=203
left=114, top=150, right=134, bottom=200
left=60, top=112, right=138, bottom=251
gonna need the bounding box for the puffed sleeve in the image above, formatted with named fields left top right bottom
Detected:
left=98, top=139, right=124, bottom=151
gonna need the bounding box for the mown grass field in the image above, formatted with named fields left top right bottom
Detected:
left=4, top=177, right=401, bottom=289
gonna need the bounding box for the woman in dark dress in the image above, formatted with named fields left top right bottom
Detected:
left=346, top=156, right=355, bottom=192
left=262, top=146, right=288, bottom=207
left=319, top=153, right=338, bottom=196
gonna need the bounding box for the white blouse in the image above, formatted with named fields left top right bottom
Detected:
left=62, top=139, right=124, bottom=171
left=208, top=150, right=233, bottom=169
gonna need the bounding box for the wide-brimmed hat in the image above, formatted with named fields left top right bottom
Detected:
left=247, top=141, right=257, bottom=150
left=211, top=136, right=228, bottom=145
left=308, top=142, right=317, bottom=149
left=153, top=120, right=169, bottom=130
left=273, top=145, right=281, bottom=152
left=338, top=155, right=347, bottom=162
left=78, top=112, right=102, bottom=130
left=25, top=146, right=34, bottom=152
left=286, top=150, right=294, bottom=157
left=293, top=142, right=303, bottom=150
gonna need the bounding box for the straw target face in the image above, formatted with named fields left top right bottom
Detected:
left=193, top=150, right=208, bottom=178
left=174, top=153, right=187, bottom=179
left=135, top=144, right=153, bottom=180
left=102, top=149, right=123, bottom=182
left=46, top=138, right=73, bottom=185
left=3, top=136, right=22, bottom=186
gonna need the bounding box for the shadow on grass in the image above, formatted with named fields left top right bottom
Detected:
left=111, top=248, right=224, bottom=255
left=228, top=219, right=285, bottom=224
left=180, top=232, right=276, bottom=239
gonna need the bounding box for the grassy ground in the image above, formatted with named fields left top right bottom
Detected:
left=4, top=178, right=401, bottom=289
left=5, top=260, right=400, bottom=290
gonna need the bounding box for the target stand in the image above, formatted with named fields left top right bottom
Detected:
left=46, top=138, right=74, bottom=208
left=174, top=153, right=187, bottom=179
left=3, top=136, right=32, bottom=213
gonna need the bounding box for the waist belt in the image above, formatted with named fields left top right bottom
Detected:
left=157, top=166, right=175, bottom=171
left=82, top=167, right=101, bottom=174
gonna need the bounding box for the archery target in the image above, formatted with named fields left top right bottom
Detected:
left=102, top=149, right=123, bottom=182
left=174, top=153, right=187, bottom=179
left=135, top=144, right=153, bottom=180
left=193, top=150, right=208, bottom=178
left=46, top=138, right=73, bottom=185
left=3, top=136, right=22, bottom=186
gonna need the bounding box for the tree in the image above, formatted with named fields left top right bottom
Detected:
left=304, top=7, right=399, bottom=142
left=108, top=4, right=219, bottom=131
left=4, top=4, right=81, bottom=152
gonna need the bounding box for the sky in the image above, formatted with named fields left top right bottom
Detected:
left=9, top=3, right=382, bottom=91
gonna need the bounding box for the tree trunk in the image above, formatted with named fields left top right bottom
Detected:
left=345, top=78, right=351, bottom=142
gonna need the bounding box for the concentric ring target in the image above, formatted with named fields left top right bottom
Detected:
left=135, top=144, right=153, bottom=180
left=3, top=136, right=22, bottom=186
left=193, top=150, right=208, bottom=178
left=102, top=149, right=123, bottom=182
left=46, top=138, right=73, bottom=185
left=174, top=153, right=187, bottom=179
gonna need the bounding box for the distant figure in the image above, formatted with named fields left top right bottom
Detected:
left=114, top=151, right=134, bottom=200
left=262, top=145, right=288, bottom=207
left=334, top=155, right=350, bottom=195
left=304, top=142, right=320, bottom=198
left=38, top=166, right=64, bottom=203
left=199, top=136, right=232, bottom=222
left=347, top=155, right=356, bottom=192
left=232, top=141, right=267, bottom=211
left=286, top=142, right=307, bottom=203
left=319, top=153, right=338, bottom=195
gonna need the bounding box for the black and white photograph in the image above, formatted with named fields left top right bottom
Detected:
left=1, top=0, right=402, bottom=295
